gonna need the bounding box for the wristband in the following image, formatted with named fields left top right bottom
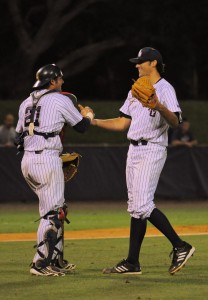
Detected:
left=86, top=112, right=94, bottom=121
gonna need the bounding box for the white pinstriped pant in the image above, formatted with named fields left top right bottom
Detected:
left=126, top=143, right=167, bottom=219
left=21, top=150, right=65, bottom=264
left=21, top=150, right=65, bottom=217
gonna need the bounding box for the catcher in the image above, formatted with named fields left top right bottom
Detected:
left=15, top=64, right=95, bottom=276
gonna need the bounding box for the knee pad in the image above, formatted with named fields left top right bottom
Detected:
left=49, top=213, right=63, bottom=230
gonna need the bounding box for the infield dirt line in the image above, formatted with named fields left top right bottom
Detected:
left=0, top=225, right=208, bottom=242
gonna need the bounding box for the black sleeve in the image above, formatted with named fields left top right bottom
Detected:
left=174, top=112, right=183, bottom=123
left=72, top=117, right=91, bottom=133
left=119, top=111, right=132, bottom=119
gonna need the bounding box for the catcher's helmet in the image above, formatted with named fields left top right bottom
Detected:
left=33, top=64, right=63, bottom=88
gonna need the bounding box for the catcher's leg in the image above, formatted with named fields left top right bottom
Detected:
left=51, top=222, right=76, bottom=272
left=32, top=213, right=63, bottom=269
left=51, top=205, right=76, bottom=272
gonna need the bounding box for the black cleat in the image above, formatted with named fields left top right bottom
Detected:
left=52, top=259, right=76, bottom=274
left=169, top=242, right=195, bottom=275
left=103, top=259, right=142, bottom=274
left=30, top=264, right=65, bottom=276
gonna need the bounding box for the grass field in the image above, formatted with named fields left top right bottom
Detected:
left=0, top=201, right=208, bottom=300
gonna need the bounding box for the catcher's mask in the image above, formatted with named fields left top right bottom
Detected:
left=33, top=64, right=63, bottom=88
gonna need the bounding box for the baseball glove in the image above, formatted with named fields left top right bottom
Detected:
left=60, top=152, right=81, bottom=182
left=131, top=76, right=158, bottom=109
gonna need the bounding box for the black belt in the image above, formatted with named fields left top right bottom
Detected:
left=35, top=150, right=43, bottom=154
left=130, top=139, right=148, bottom=146
left=22, top=130, right=59, bottom=140
left=33, top=130, right=59, bottom=139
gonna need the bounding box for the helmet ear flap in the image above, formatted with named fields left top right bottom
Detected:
left=33, top=64, right=63, bottom=88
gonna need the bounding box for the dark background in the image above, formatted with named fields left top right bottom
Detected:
left=1, top=0, right=208, bottom=101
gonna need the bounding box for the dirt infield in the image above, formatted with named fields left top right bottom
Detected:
left=1, top=201, right=208, bottom=242
left=1, top=225, right=208, bottom=242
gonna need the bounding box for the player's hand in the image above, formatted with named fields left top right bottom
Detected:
left=78, top=104, right=95, bottom=121
left=144, top=94, right=159, bottom=110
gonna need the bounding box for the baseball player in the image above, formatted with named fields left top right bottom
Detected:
left=16, top=64, right=94, bottom=276
left=92, top=47, right=195, bottom=275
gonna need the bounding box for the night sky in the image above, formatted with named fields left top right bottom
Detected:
left=1, top=0, right=208, bottom=101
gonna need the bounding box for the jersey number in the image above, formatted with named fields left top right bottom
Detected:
left=24, top=106, right=41, bottom=127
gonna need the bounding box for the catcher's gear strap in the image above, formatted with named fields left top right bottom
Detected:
left=36, top=229, right=57, bottom=266
left=51, top=224, right=65, bottom=268
left=14, top=131, right=27, bottom=153
left=35, top=215, right=63, bottom=268
left=29, top=90, right=58, bottom=136
left=44, top=208, right=70, bottom=223
left=51, top=204, right=67, bottom=269
left=61, top=92, right=79, bottom=110
left=35, top=207, right=70, bottom=224
left=16, top=126, right=60, bottom=154
left=33, top=130, right=60, bottom=139
left=62, top=203, right=69, bottom=223
left=19, top=129, right=60, bottom=143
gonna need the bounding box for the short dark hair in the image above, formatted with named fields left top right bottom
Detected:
left=156, top=62, right=165, bottom=75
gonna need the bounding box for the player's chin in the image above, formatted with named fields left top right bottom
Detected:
left=139, top=72, right=149, bottom=78
left=139, top=72, right=145, bottom=78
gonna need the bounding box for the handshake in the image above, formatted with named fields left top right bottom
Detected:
left=62, top=92, right=95, bottom=124
left=78, top=104, right=95, bottom=123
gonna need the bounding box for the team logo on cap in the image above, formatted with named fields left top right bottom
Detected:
left=138, top=49, right=143, bottom=57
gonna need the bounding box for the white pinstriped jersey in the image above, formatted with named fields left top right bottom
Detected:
left=120, top=78, right=181, bottom=146
left=17, top=88, right=82, bottom=266
left=16, top=90, right=82, bottom=152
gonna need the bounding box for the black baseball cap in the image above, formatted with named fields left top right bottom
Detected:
left=129, top=47, right=163, bottom=64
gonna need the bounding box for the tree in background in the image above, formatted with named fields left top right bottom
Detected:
left=1, top=0, right=208, bottom=100
left=2, top=0, right=124, bottom=98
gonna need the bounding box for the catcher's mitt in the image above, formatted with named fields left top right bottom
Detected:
left=60, top=152, right=81, bottom=182
left=131, top=76, right=158, bottom=109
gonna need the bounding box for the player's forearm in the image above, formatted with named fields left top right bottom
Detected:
left=92, top=118, right=130, bottom=131
left=155, top=102, right=179, bottom=128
